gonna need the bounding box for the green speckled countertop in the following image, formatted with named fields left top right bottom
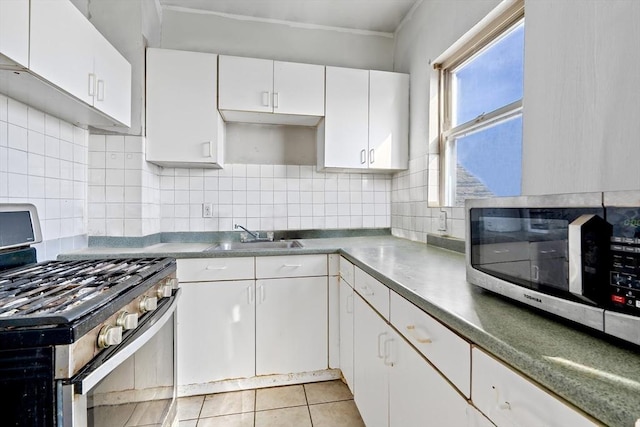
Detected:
left=59, top=236, right=640, bottom=427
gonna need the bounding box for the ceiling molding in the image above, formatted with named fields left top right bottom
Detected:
left=162, top=5, right=396, bottom=39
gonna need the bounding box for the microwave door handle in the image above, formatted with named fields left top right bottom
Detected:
left=568, top=214, right=606, bottom=304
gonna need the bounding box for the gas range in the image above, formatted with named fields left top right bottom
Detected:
left=0, top=203, right=180, bottom=427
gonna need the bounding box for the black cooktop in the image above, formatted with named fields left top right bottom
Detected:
left=0, top=258, right=176, bottom=329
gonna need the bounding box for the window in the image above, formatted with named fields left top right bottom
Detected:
left=438, top=5, right=524, bottom=207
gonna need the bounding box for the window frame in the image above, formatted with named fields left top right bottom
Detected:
left=434, top=1, right=525, bottom=207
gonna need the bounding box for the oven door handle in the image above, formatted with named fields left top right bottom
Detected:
left=69, top=289, right=181, bottom=394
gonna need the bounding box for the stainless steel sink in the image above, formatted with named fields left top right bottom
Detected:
left=204, top=240, right=304, bottom=251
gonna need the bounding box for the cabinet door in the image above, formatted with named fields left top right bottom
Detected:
left=219, top=55, right=273, bottom=113
left=339, top=278, right=355, bottom=393
left=0, top=0, right=29, bottom=67
left=146, top=48, right=224, bottom=167
left=323, top=66, right=369, bottom=169
left=388, top=328, right=469, bottom=427
left=177, top=280, right=255, bottom=386
left=92, top=32, right=131, bottom=127
left=472, top=348, right=598, bottom=427
left=354, top=294, right=389, bottom=427
left=256, top=276, right=328, bottom=375
left=273, top=61, right=324, bottom=116
left=29, top=0, right=94, bottom=105
left=368, top=70, right=409, bottom=170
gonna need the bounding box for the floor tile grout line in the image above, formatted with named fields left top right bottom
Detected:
left=302, top=384, right=314, bottom=427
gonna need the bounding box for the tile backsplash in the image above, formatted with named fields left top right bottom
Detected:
left=159, top=165, right=391, bottom=232
left=0, top=94, right=88, bottom=260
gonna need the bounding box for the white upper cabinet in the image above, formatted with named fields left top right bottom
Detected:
left=273, top=61, right=325, bottom=116
left=30, top=0, right=95, bottom=106
left=320, top=66, right=370, bottom=170
left=219, top=56, right=273, bottom=113
left=2, top=0, right=132, bottom=129
left=319, top=66, right=409, bottom=172
left=0, top=0, right=29, bottom=67
left=218, top=55, right=325, bottom=126
left=368, top=70, right=409, bottom=170
left=92, top=31, right=132, bottom=127
left=146, top=48, right=225, bottom=168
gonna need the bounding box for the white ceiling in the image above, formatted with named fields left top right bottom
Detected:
left=158, top=0, right=421, bottom=34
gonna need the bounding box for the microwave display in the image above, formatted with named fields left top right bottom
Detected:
left=606, top=207, right=640, bottom=315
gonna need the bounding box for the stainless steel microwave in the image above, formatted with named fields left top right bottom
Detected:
left=466, top=191, right=640, bottom=346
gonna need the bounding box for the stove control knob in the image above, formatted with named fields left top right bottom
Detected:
left=116, top=311, right=138, bottom=330
left=139, top=296, right=158, bottom=313
left=157, top=283, right=173, bottom=299
left=166, top=278, right=179, bottom=289
left=97, top=325, right=123, bottom=348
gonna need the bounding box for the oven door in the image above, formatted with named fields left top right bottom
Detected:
left=58, top=291, right=180, bottom=427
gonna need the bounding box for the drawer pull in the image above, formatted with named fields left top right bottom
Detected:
left=406, top=325, right=432, bottom=344
left=282, top=264, right=302, bottom=268
left=360, top=285, right=375, bottom=296
left=206, top=265, right=227, bottom=270
left=493, top=249, right=510, bottom=254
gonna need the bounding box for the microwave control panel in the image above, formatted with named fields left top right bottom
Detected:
left=608, top=207, right=640, bottom=315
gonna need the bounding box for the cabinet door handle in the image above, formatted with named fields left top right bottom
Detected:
left=205, top=265, right=227, bottom=270
left=283, top=264, right=302, bottom=268
left=346, top=293, right=353, bottom=314
left=360, top=149, right=366, bottom=164
left=262, top=91, right=270, bottom=107
left=377, top=332, right=387, bottom=359
left=88, top=73, right=96, bottom=96
left=369, top=148, right=375, bottom=164
left=383, top=338, right=394, bottom=366
left=406, top=324, right=432, bottom=344
left=273, top=92, right=279, bottom=108
left=258, top=285, right=265, bottom=303
left=208, top=141, right=215, bottom=158
left=97, top=79, right=105, bottom=101
left=247, top=286, right=254, bottom=304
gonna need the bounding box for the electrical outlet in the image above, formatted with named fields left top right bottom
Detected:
left=202, top=203, right=213, bottom=218
left=438, top=211, right=447, bottom=231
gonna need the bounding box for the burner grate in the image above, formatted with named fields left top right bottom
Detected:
left=0, top=258, right=175, bottom=327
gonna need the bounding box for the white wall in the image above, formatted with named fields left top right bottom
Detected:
left=160, top=8, right=395, bottom=71
left=391, top=0, right=501, bottom=242
left=522, top=0, right=640, bottom=195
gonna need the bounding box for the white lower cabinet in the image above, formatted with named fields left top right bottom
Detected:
left=339, top=277, right=355, bottom=393
left=388, top=326, right=470, bottom=427
left=177, top=255, right=330, bottom=393
left=472, top=347, right=597, bottom=427
left=256, top=276, right=328, bottom=375
left=354, top=294, right=390, bottom=427
left=177, top=279, right=255, bottom=386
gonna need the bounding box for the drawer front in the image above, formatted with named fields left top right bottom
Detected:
left=256, top=254, right=327, bottom=278
left=177, top=257, right=255, bottom=282
left=339, top=256, right=355, bottom=287
left=472, top=348, right=598, bottom=427
left=354, top=267, right=389, bottom=320
left=390, top=291, right=471, bottom=397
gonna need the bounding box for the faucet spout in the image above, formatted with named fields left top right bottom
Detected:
left=234, top=224, right=259, bottom=239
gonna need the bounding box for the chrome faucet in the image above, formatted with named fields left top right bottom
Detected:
left=234, top=224, right=274, bottom=242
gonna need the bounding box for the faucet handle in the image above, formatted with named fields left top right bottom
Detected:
left=240, top=232, right=249, bottom=242
left=266, top=231, right=274, bottom=241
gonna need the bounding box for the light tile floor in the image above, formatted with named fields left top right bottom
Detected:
left=177, top=380, right=365, bottom=427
